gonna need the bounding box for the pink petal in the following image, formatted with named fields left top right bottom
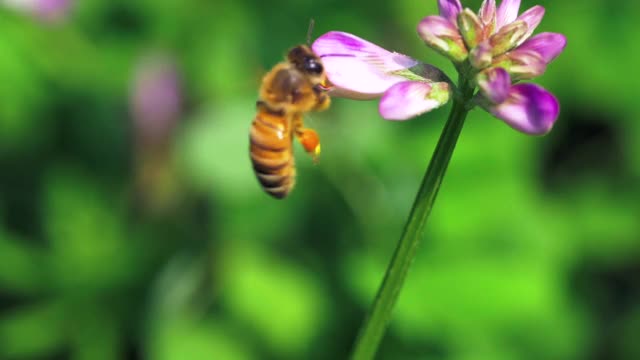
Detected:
left=438, top=0, right=463, bottom=24
left=487, top=83, right=560, bottom=135
left=477, top=67, right=510, bottom=104
left=418, top=15, right=462, bottom=39
left=312, top=31, right=419, bottom=99
left=379, top=81, right=450, bottom=121
left=479, top=0, right=497, bottom=26
left=515, top=5, right=545, bottom=43
left=517, top=32, right=567, bottom=63
left=496, top=0, right=521, bottom=29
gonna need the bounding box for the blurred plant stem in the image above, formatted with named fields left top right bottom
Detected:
left=350, top=76, right=474, bottom=360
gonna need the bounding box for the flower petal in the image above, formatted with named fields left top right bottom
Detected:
left=496, top=0, right=521, bottom=29
left=379, top=81, right=450, bottom=121
left=486, top=83, right=559, bottom=135
left=517, top=32, right=567, bottom=63
left=418, top=16, right=468, bottom=62
left=516, top=5, right=545, bottom=42
left=438, top=0, right=463, bottom=24
left=312, top=31, right=419, bottom=99
left=479, top=0, right=497, bottom=26
left=477, top=67, right=510, bottom=104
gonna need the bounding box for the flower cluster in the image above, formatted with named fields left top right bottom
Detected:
left=312, top=0, right=566, bottom=135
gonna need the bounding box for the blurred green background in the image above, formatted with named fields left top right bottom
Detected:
left=0, top=0, right=639, bottom=359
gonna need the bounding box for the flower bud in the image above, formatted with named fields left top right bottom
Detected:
left=418, top=16, right=468, bottom=63
left=476, top=67, right=510, bottom=104
left=489, top=20, right=528, bottom=56
left=479, top=0, right=496, bottom=27
left=438, top=0, right=463, bottom=24
left=469, top=41, right=493, bottom=69
left=457, top=8, right=484, bottom=49
left=493, top=49, right=546, bottom=80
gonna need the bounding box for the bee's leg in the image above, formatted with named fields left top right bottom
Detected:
left=313, top=93, right=331, bottom=111
left=312, top=83, right=331, bottom=111
left=292, top=114, right=321, bottom=163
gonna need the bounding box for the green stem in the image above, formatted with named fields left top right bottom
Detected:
left=350, top=78, right=474, bottom=360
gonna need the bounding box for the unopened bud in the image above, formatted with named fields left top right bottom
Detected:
left=469, top=41, right=493, bottom=69
left=476, top=67, right=510, bottom=104
left=418, top=16, right=469, bottom=63
left=489, top=20, right=528, bottom=56
left=493, top=50, right=546, bottom=80
left=457, top=8, right=484, bottom=49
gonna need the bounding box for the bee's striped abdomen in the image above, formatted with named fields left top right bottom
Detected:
left=249, top=109, right=295, bottom=199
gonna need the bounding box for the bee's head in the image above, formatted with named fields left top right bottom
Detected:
left=288, top=45, right=324, bottom=75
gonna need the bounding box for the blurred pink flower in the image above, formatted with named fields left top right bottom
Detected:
left=36, top=0, right=71, bottom=21
left=130, top=54, right=183, bottom=145
left=3, top=0, right=73, bottom=22
left=130, top=53, right=185, bottom=213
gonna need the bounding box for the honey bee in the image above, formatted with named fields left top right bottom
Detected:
left=249, top=43, right=331, bottom=199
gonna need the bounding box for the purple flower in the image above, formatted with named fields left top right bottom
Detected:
left=312, top=0, right=566, bottom=135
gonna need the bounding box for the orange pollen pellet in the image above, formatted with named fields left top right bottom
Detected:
left=300, top=129, right=321, bottom=156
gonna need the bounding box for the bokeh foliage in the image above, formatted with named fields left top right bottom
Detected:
left=0, top=0, right=639, bottom=359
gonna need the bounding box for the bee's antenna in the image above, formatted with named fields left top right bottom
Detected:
left=306, top=19, right=315, bottom=46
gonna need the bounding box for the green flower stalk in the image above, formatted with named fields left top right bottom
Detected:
left=312, top=0, right=567, bottom=358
